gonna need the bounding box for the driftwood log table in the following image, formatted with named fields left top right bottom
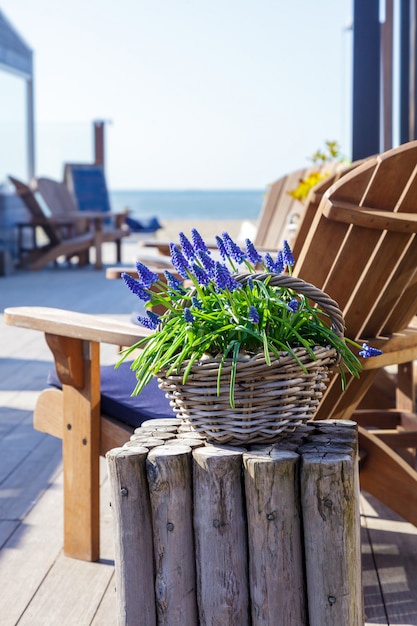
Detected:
left=106, top=419, right=362, bottom=626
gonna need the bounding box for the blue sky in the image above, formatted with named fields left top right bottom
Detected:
left=1, top=0, right=352, bottom=190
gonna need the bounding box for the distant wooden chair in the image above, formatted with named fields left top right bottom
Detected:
left=34, top=176, right=130, bottom=269
left=253, top=160, right=348, bottom=252
left=9, top=175, right=95, bottom=271
left=5, top=141, right=417, bottom=562
left=64, top=162, right=162, bottom=235
left=133, top=161, right=348, bottom=269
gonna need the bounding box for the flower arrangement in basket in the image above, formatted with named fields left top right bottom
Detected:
left=118, top=230, right=381, bottom=445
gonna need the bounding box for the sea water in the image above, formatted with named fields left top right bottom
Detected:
left=109, top=189, right=266, bottom=221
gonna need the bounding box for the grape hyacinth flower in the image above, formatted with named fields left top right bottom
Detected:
left=275, top=250, right=284, bottom=274
left=137, top=311, right=160, bottom=330
left=264, top=252, right=277, bottom=273
left=191, top=296, right=202, bottom=309
left=283, top=240, right=295, bottom=268
left=288, top=299, right=299, bottom=312
left=214, top=262, right=240, bottom=292
left=197, top=250, right=216, bottom=276
left=191, top=228, right=210, bottom=254
left=135, top=261, right=159, bottom=288
left=164, top=270, right=185, bottom=293
left=169, top=243, right=190, bottom=279
left=121, top=273, right=151, bottom=302
left=184, top=307, right=195, bottom=323
left=359, top=343, right=383, bottom=358
left=179, top=232, right=196, bottom=261
left=249, top=305, right=259, bottom=324
left=192, top=264, right=210, bottom=286
left=222, top=232, right=246, bottom=264
left=245, top=239, right=263, bottom=265
left=215, top=235, right=228, bottom=261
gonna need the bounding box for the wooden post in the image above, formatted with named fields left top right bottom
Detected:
left=93, top=120, right=105, bottom=167
left=300, top=421, right=362, bottom=626
left=106, top=446, right=156, bottom=626
left=193, top=446, right=250, bottom=625
left=243, top=448, right=307, bottom=625
left=106, top=420, right=362, bottom=624
left=146, top=444, right=198, bottom=624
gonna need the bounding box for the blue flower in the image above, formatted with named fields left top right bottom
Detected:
left=179, top=232, right=196, bottom=261
left=135, top=261, right=159, bottom=288
left=169, top=243, right=189, bottom=279
left=265, top=250, right=285, bottom=273
left=191, top=296, right=202, bottom=309
left=249, top=305, right=259, bottom=324
left=184, top=307, right=194, bottom=323
left=245, top=239, right=263, bottom=265
left=288, top=299, right=299, bottom=312
left=137, top=311, right=159, bottom=330
left=192, top=264, right=210, bottom=286
left=275, top=250, right=284, bottom=274
left=222, top=232, right=246, bottom=264
left=215, top=235, right=228, bottom=261
left=122, top=273, right=151, bottom=302
left=359, top=343, right=383, bottom=358
left=197, top=250, right=216, bottom=276
left=264, top=252, right=277, bottom=273
left=191, top=228, right=210, bottom=254
left=214, top=262, right=240, bottom=292
left=164, top=270, right=185, bottom=293
left=283, top=240, right=295, bottom=267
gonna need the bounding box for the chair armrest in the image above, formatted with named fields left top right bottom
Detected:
left=324, top=201, right=417, bottom=232
left=4, top=306, right=146, bottom=347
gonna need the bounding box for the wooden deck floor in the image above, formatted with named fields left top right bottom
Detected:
left=1, top=245, right=417, bottom=625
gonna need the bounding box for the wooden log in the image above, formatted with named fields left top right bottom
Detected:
left=193, top=446, right=249, bottom=625
left=146, top=444, right=198, bottom=625
left=106, top=446, right=156, bottom=626
left=243, top=448, right=307, bottom=625
left=300, top=428, right=363, bottom=626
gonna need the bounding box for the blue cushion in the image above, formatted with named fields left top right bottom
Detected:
left=47, top=361, right=175, bottom=428
left=125, top=215, right=162, bottom=233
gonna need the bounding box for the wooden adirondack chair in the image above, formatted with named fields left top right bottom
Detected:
left=5, top=142, right=417, bottom=562
left=9, top=176, right=96, bottom=271
left=34, top=177, right=129, bottom=269
left=294, top=141, right=417, bottom=525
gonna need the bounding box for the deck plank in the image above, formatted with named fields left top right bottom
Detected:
left=362, top=493, right=417, bottom=625
left=17, top=464, right=116, bottom=626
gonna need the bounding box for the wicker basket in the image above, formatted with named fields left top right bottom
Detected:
left=158, top=273, right=345, bottom=445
